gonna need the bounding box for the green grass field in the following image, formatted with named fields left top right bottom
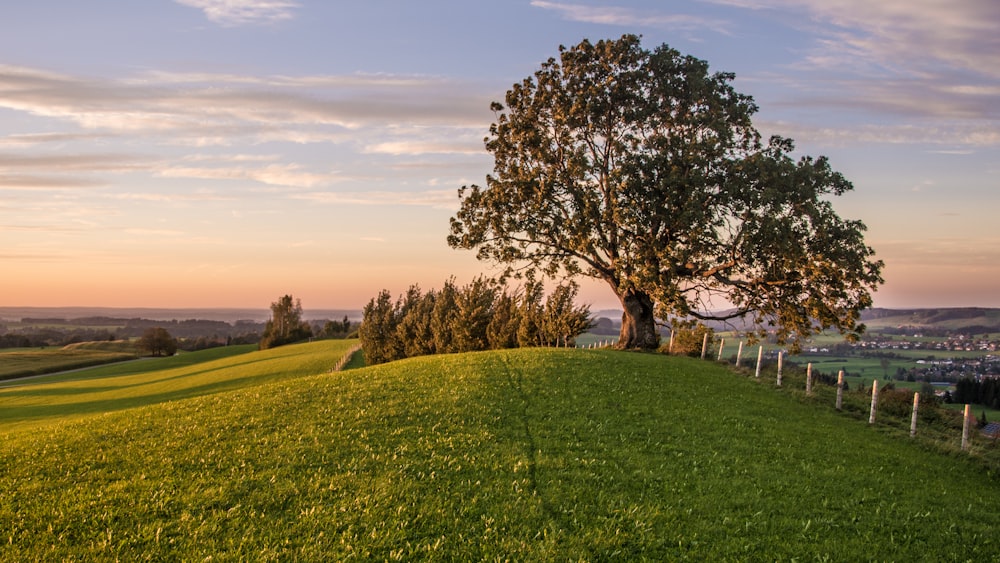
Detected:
left=0, top=340, right=356, bottom=432
left=0, top=345, right=138, bottom=381
left=1, top=343, right=998, bottom=560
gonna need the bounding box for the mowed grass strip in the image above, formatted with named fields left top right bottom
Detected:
left=1, top=347, right=997, bottom=560
left=0, top=340, right=357, bottom=432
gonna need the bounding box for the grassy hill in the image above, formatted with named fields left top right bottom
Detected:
left=0, top=340, right=355, bottom=432
left=1, top=344, right=997, bottom=560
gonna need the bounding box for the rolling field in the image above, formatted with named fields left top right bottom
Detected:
left=0, top=343, right=138, bottom=381
left=1, top=344, right=998, bottom=560
left=0, top=340, right=357, bottom=432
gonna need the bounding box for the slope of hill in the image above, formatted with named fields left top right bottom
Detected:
left=0, top=340, right=357, bottom=432
left=861, top=307, right=1000, bottom=332
left=0, top=347, right=997, bottom=560
left=590, top=307, right=1000, bottom=335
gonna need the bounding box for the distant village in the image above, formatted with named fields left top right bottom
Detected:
left=809, top=333, right=1000, bottom=384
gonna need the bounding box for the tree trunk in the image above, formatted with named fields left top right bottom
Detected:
left=618, top=289, right=660, bottom=350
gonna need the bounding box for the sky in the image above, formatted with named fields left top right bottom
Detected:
left=1, top=0, right=997, bottom=312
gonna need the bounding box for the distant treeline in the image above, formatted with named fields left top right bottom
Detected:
left=0, top=315, right=357, bottom=350
left=952, top=377, right=1000, bottom=410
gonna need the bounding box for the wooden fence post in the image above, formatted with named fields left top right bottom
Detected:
left=869, top=380, right=879, bottom=424
left=806, top=363, right=813, bottom=396
left=717, top=338, right=725, bottom=361
left=910, top=393, right=920, bottom=438
left=700, top=332, right=708, bottom=360
left=736, top=341, right=744, bottom=367
left=776, top=351, right=783, bottom=386
left=754, top=346, right=763, bottom=378
left=962, top=404, right=972, bottom=451
left=836, top=370, right=844, bottom=411
left=669, top=331, right=675, bottom=354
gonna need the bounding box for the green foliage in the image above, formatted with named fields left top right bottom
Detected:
left=665, top=322, right=715, bottom=357
left=1, top=349, right=997, bottom=560
left=449, top=34, right=883, bottom=350
left=259, top=294, right=313, bottom=350
left=358, top=289, right=400, bottom=365
left=359, top=277, right=592, bottom=365
left=137, top=327, right=178, bottom=357
left=320, top=315, right=352, bottom=338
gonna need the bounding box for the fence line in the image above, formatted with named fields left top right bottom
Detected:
left=331, top=343, right=362, bottom=372
left=702, top=336, right=982, bottom=455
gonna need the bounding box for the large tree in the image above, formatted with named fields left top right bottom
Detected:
left=448, top=35, right=883, bottom=350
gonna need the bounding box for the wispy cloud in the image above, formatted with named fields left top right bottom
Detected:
left=0, top=174, right=106, bottom=190
left=711, top=0, right=1000, bottom=78
left=0, top=133, right=113, bottom=148
left=159, top=163, right=338, bottom=188
left=175, top=0, right=300, bottom=26
left=0, top=64, right=494, bottom=198
left=757, top=119, right=1000, bottom=148
left=294, top=189, right=459, bottom=210
left=531, top=1, right=732, bottom=34
left=711, top=1, right=1000, bottom=147
left=0, top=65, right=490, bottom=141
left=0, top=152, right=153, bottom=190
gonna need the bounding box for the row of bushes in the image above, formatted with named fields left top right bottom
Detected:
left=359, top=277, right=592, bottom=365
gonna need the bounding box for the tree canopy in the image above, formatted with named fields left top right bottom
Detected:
left=260, top=295, right=312, bottom=350
left=137, top=327, right=177, bottom=357
left=359, top=277, right=592, bottom=365
left=448, top=35, right=883, bottom=350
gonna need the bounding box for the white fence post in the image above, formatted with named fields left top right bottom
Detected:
left=962, top=404, right=972, bottom=451
left=868, top=380, right=879, bottom=424
left=700, top=333, right=708, bottom=360
left=836, top=370, right=844, bottom=411
left=806, top=363, right=813, bottom=396
left=754, top=346, right=763, bottom=378
left=910, top=393, right=920, bottom=438
left=736, top=341, right=744, bottom=367
left=776, top=351, right=783, bottom=386
left=717, top=338, right=725, bottom=361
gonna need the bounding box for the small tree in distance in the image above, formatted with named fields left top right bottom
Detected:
left=138, top=327, right=177, bottom=357
left=260, top=294, right=313, bottom=350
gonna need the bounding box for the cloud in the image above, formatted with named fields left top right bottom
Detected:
left=710, top=0, right=1000, bottom=83
left=0, top=153, right=153, bottom=172
left=531, top=1, right=732, bottom=34
left=0, top=152, right=152, bottom=190
left=709, top=1, right=1000, bottom=146
left=0, top=133, right=113, bottom=148
left=294, top=189, right=459, bottom=210
left=0, top=175, right=105, bottom=190
left=364, top=140, right=484, bottom=156
left=757, top=120, right=1000, bottom=148
left=159, top=163, right=338, bottom=188
left=175, top=0, right=299, bottom=26
left=0, top=65, right=491, bottom=142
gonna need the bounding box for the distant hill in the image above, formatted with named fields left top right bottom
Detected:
left=0, top=306, right=362, bottom=324
left=591, top=307, right=1000, bottom=334
left=860, top=307, right=1000, bottom=333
